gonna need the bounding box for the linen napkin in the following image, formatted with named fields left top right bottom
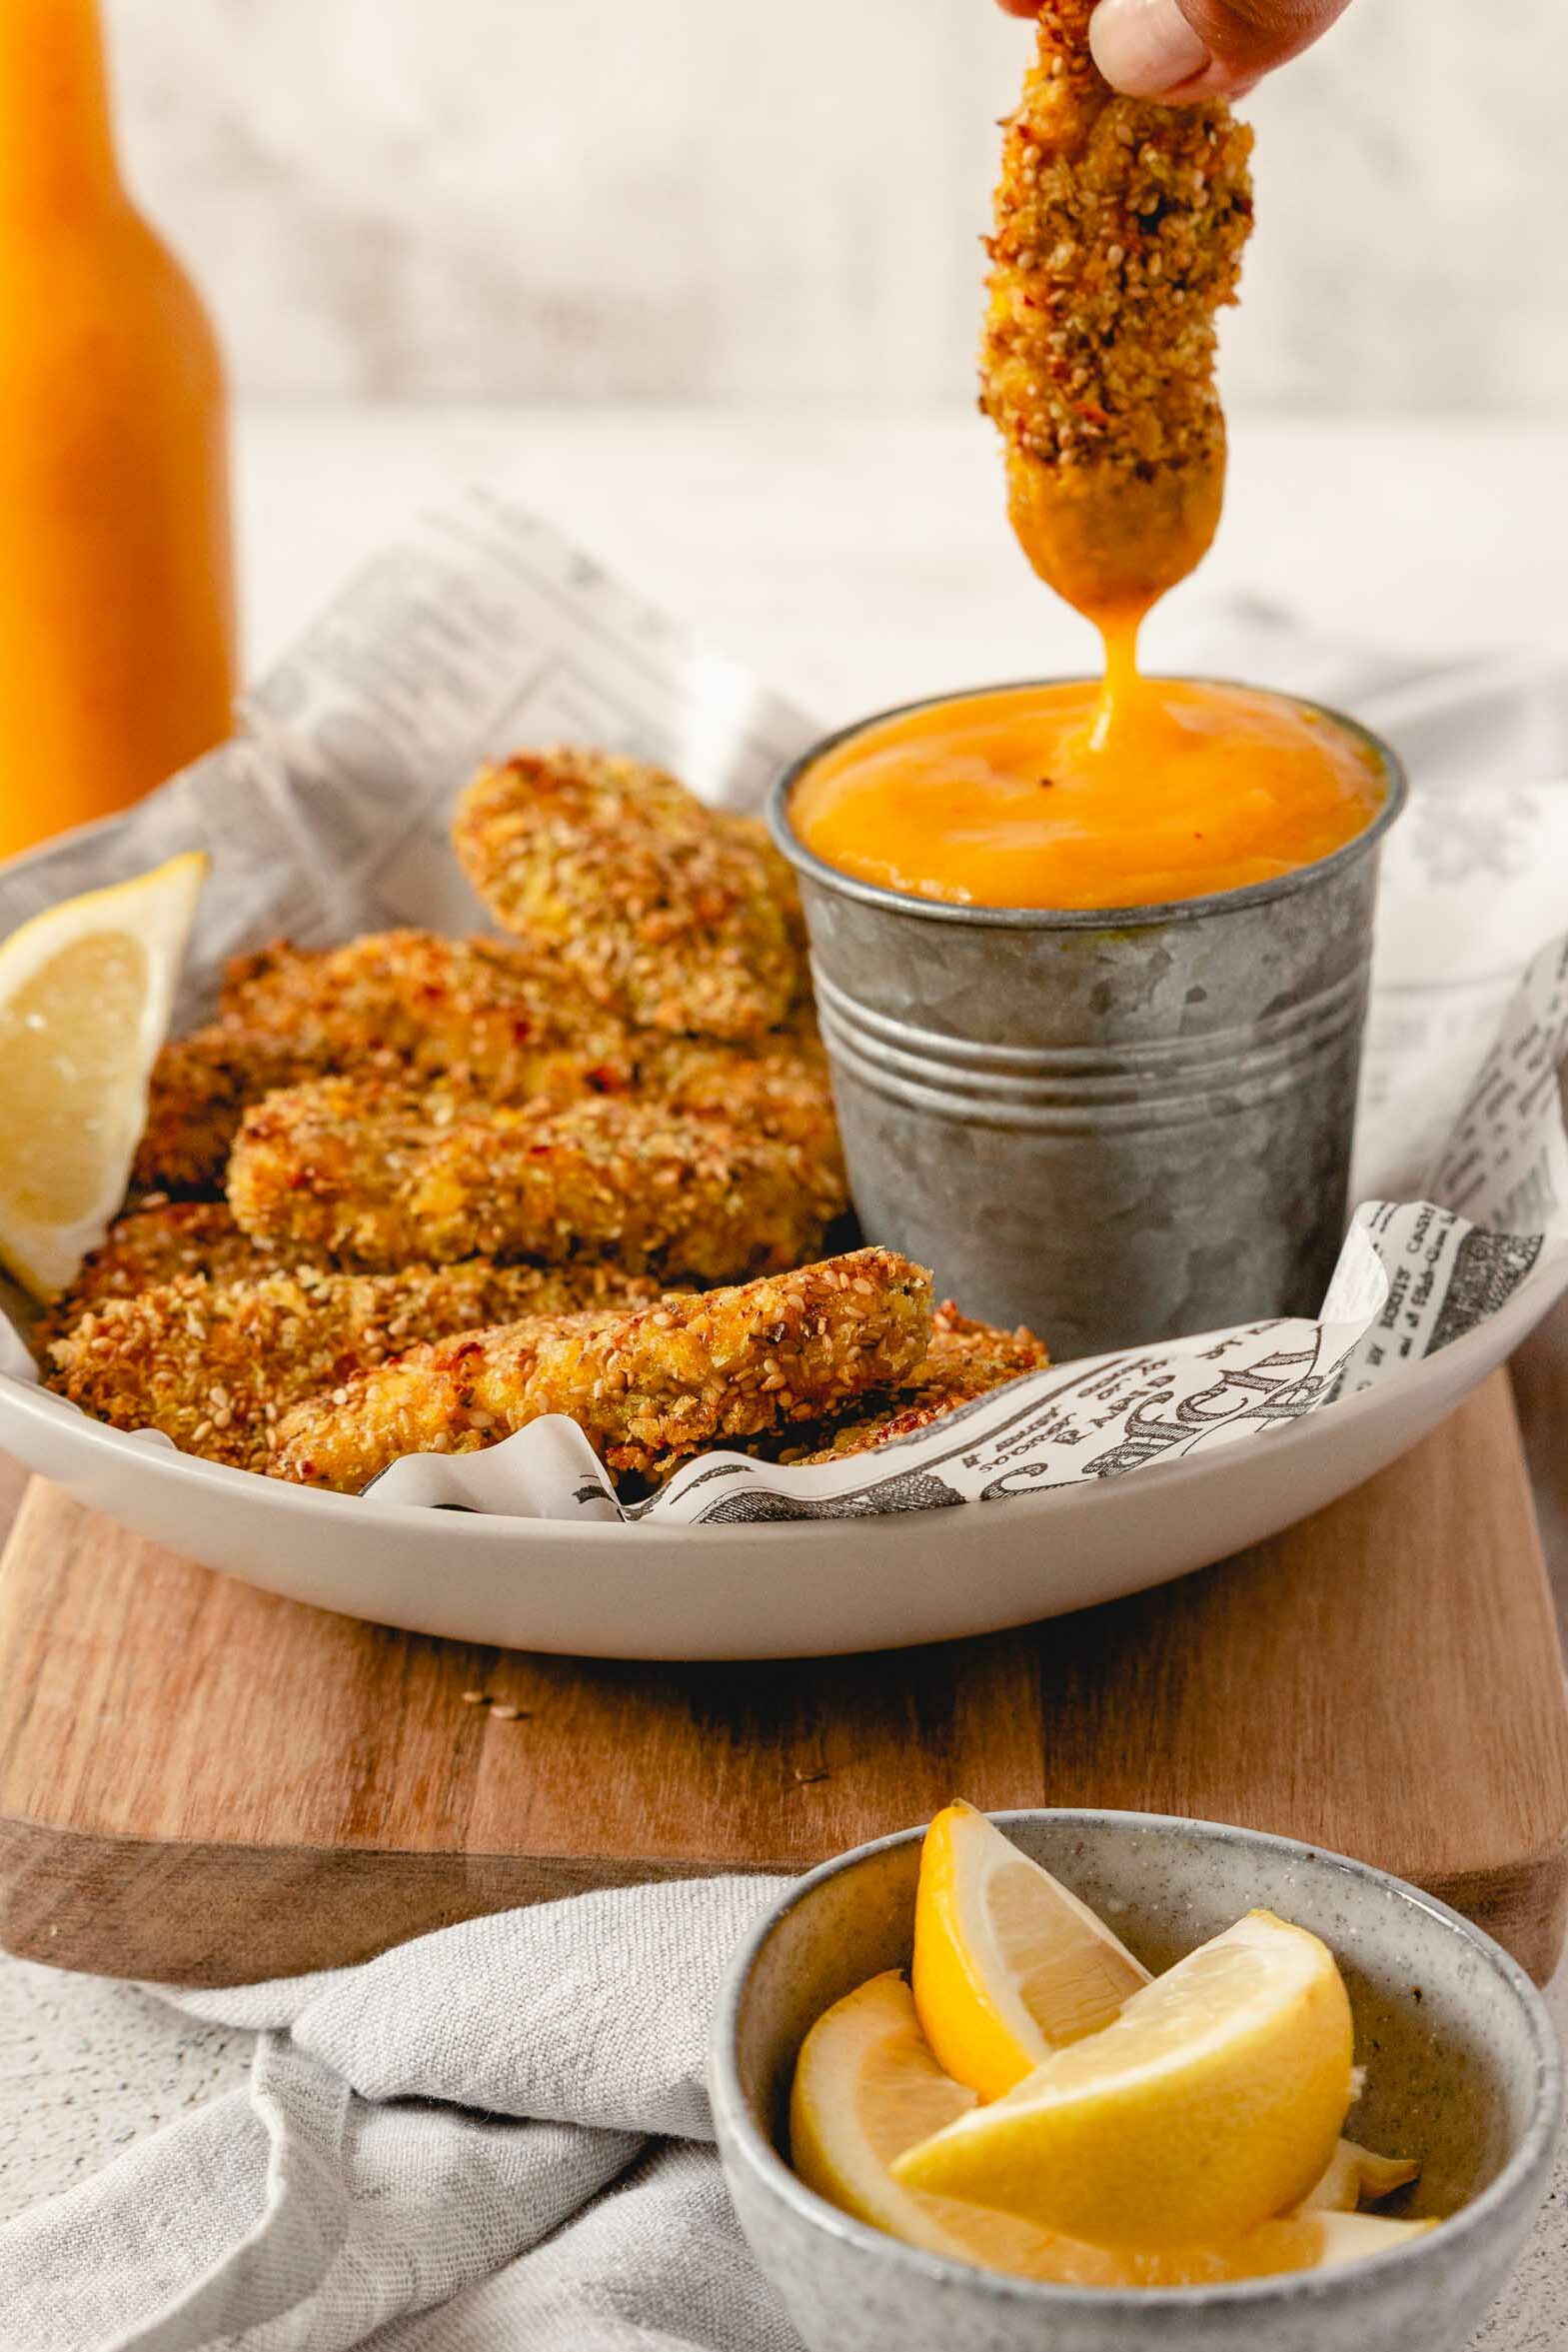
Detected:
left=0, top=1879, right=797, bottom=2352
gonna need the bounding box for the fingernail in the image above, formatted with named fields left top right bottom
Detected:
left=1090, top=0, right=1212, bottom=96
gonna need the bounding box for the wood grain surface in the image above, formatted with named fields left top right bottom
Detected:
left=2, top=1369, right=1566, bottom=1988
left=1511, top=1298, right=1568, bottom=1615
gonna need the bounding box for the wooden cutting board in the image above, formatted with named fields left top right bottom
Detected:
left=2, top=1368, right=1567, bottom=1988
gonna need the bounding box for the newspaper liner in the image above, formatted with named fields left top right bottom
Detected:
left=0, top=488, right=1565, bottom=1528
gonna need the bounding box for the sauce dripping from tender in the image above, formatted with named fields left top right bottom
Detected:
left=793, top=470, right=1385, bottom=916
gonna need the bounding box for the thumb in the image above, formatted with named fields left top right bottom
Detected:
left=1088, top=0, right=1352, bottom=98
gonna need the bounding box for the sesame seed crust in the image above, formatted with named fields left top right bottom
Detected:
left=220, top=931, right=638, bottom=1101
left=452, top=748, right=807, bottom=1041
left=37, top=1201, right=326, bottom=1347
left=133, top=931, right=640, bottom=1199
left=768, top=1303, right=1049, bottom=1464
left=271, top=1245, right=935, bottom=1491
left=225, top=1075, right=846, bottom=1281
left=45, top=1259, right=658, bottom=1474
left=637, top=1014, right=843, bottom=1167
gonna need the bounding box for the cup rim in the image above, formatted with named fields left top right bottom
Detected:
left=770, top=679, right=1409, bottom=933
left=710, top=1806, right=1563, bottom=2313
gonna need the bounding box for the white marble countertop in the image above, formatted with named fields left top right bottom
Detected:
left=3, top=403, right=1566, bottom=2346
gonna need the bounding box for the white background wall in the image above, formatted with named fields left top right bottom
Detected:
left=103, top=0, right=1567, bottom=416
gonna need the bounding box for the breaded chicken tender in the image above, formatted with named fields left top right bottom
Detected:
left=220, top=931, right=637, bottom=1099
left=132, top=1026, right=301, bottom=1198
left=133, top=933, right=639, bottom=1199
left=223, top=938, right=830, bottom=1146
left=773, top=1304, right=1049, bottom=1464
left=47, top=1258, right=658, bottom=1474
left=640, top=1020, right=842, bottom=1170
left=982, top=0, right=1254, bottom=618
left=272, top=1246, right=934, bottom=1491
left=452, top=748, right=806, bottom=1040
left=227, top=1077, right=846, bottom=1280
left=39, top=1201, right=320, bottom=1344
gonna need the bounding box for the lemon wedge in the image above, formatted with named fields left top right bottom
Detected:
left=791, top=1969, right=1430, bottom=2287
left=1299, top=2137, right=1420, bottom=2215
left=1097, top=2212, right=1437, bottom=2288
left=894, top=1908, right=1354, bottom=2248
left=0, top=854, right=206, bottom=1297
left=789, top=1970, right=1066, bottom=2274
left=912, top=1807, right=1416, bottom=2213
left=913, top=1799, right=1150, bottom=2099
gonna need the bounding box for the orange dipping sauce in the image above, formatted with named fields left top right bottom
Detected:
left=790, top=674, right=1386, bottom=914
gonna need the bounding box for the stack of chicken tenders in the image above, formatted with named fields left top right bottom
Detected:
left=45, top=751, right=1046, bottom=1494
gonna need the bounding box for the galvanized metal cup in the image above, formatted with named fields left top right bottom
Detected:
left=772, top=682, right=1408, bottom=1360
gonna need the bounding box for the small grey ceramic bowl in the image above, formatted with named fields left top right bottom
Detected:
left=711, top=1811, right=1562, bottom=2352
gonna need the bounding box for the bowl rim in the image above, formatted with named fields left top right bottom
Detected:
left=769, top=677, right=1409, bottom=932
left=711, top=1806, right=1564, bottom=2312
left=0, top=1266, right=1515, bottom=1542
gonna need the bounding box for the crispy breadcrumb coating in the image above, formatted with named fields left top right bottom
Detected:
left=132, top=933, right=639, bottom=1198
left=132, top=1026, right=301, bottom=1198
left=226, top=1078, right=845, bottom=1280
left=39, top=1201, right=320, bottom=1344
left=272, top=1246, right=934, bottom=1490
left=47, top=1258, right=658, bottom=1474
left=640, top=1021, right=842, bottom=1169
left=220, top=931, right=637, bottom=1099
left=452, top=748, right=806, bottom=1040
left=982, top=1, right=1253, bottom=615
left=772, top=1304, right=1048, bottom=1463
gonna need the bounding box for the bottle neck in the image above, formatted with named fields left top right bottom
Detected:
left=0, top=0, right=122, bottom=215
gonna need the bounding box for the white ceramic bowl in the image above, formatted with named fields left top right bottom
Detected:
left=0, top=1264, right=1549, bottom=1658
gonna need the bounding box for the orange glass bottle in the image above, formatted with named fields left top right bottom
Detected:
left=0, top=0, right=236, bottom=862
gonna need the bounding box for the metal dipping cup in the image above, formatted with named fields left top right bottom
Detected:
left=772, top=683, right=1407, bottom=1360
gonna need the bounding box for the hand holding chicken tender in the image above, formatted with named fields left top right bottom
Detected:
left=453, top=748, right=806, bottom=1040
left=272, top=1247, right=934, bottom=1491
left=1032, top=0, right=1357, bottom=103
left=982, top=0, right=1253, bottom=621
